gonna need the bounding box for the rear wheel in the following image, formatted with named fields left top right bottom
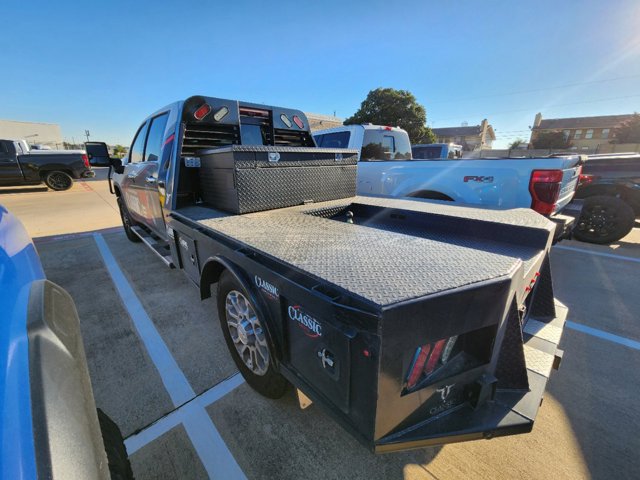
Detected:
left=117, top=197, right=141, bottom=242
left=217, top=271, right=289, bottom=399
left=573, top=195, right=635, bottom=244
left=44, top=170, right=73, bottom=191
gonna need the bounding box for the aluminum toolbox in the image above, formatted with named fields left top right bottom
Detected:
left=198, top=146, right=359, bottom=214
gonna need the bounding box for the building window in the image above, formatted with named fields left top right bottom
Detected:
left=585, top=129, right=593, bottom=139
left=563, top=130, right=571, bottom=141
left=602, top=128, right=610, bottom=139
left=574, top=129, right=582, bottom=139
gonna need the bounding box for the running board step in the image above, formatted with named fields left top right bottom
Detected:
left=131, top=226, right=175, bottom=268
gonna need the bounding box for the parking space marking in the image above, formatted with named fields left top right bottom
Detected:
left=554, top=245, right=640, bottom=264
left=125, top=373, right=244, bottom=455
left=93, top=233, right=246, bottom=479
left=567, top=321, right=640, bottom=351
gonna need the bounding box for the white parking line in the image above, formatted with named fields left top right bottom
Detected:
left=554, top=245, right=640, bottom=264
left=94, top=233, right=246, bottom=479
left=125, top=373, right=244, bottom=455
left=566, top=321, right=640, bottom=351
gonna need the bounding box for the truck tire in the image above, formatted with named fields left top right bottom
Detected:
left=97, top=409, right=134, bottom=480
left=117, top=197, right=141, bottom=243
left=573, top=195, right=635, bottom=244
left=217, top=271, right=289, bottom=399
left=44, top=171, right=73, bottom=191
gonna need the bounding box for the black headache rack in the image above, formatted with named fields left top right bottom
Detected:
left=169, top=95, right=567, bottom=453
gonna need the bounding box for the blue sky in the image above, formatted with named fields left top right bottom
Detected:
left=1, top=0, right=639, bottom=148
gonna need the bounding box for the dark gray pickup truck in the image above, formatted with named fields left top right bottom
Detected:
left=0, top=139, right=94, bottom=190
left=109, top=95, right=568, bottom=453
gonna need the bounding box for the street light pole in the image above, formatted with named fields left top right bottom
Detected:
left=85, top=130, right=90, bottom=142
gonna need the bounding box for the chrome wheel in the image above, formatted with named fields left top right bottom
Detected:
left=225, top=290, right=269, bottom=376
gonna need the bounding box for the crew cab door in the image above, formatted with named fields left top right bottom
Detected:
left=0, top=141, right=24, bottom=184
left=120, top=114, right=169, bottom=238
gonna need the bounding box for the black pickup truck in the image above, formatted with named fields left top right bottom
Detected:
left=0, top=139, right=94, bottom=191
left=573, top=153, right=640, bottom=244
left=109, top=95, right=568, bottom=453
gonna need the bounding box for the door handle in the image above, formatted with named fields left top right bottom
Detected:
left=145, top=176, right=157, bottom=185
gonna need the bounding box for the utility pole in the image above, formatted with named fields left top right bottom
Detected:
left=85, top=130, right=90, bottom=142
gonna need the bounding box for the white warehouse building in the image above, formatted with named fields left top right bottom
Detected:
left=0, top=119, right=64, bottom=149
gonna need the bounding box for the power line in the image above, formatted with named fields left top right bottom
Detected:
left=435, top=93, right=640, bottom=123
left=428, top=73, right=640, bottom=105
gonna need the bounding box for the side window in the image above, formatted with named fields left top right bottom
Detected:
left=144, top=113, right=169, bottom=162
left=0, top=142, right=8, bottom=154
left=130, top=122, right=149, bottom=163
left=315, top=131, right=350, bottom=148
left=313, top=134, right=324, bottom=146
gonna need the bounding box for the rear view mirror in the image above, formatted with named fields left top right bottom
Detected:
left=85, top=141, right=113, bottom=167
left=110, top=157, right=125, bottom=174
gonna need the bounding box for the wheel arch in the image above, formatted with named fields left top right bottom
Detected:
left=406, top=190, right=455, bottom=201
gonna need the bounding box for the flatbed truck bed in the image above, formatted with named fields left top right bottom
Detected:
left=109, top=95, right=567, bottom=453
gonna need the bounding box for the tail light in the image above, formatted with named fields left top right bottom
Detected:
left=405, top=337, right=455, bottom=390
left=402, top=325, right=497, bottom=396
left=579, top=173, right=595, bottom=186
left=194, top=103, right=212, bottom=120
left=82, top=154, right=90, bottom=168
left=292, top=115, right=305, bottom=129
left=529, top=169, right=563, bottom=215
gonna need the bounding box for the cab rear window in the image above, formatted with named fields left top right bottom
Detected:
left=361, top=130, right=411, bottom=161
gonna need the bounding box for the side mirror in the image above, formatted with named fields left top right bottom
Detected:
left=110, top=157, right=125, bottom=174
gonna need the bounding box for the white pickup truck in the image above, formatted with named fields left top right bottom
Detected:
left=314, top=124, right=583, bottom=239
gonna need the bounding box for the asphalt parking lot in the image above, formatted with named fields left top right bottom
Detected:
left=3, top=173, right=640, bottom=479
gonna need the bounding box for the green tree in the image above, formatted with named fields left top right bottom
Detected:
left=112, top=144, right=127, bottom=158
left=531, top=131, right=572, bottom=149
left=509, top=138, right=525, bottom=149
left=344, top=88, right=436, bottom=143
left=611, top=113, right=640, bottom=143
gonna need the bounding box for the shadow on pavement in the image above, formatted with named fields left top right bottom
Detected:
left=0, top=186, right=49, bottom=194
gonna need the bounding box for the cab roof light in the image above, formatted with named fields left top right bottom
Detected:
left=292, top=115, right=305, bottom=129
left=213, top=106, right=229, bottom=122
left=194, top=103, right=212, bottom=120
left=280, top=113, right=293, bottom=128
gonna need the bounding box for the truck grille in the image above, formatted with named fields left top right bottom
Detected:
left=181, top=123, right=240, bottom=156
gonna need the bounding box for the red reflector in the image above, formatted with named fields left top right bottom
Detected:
left=384, top=126, right=392, bottom=131
left=529, top=169, right=563, bottom=215
left=579, top=174, right=594, bottom=186
left=292, top=115, right=304, bottom=129
left=194, top=103, right=212, bottom=120
left=81, top=154, right=90, bottom=168
left=407, top=345, right=431, bottom=389
left=423, top=339, right=447, bottom=375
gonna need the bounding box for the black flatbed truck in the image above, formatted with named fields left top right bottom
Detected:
left=108, top=95, right=567, bottom=453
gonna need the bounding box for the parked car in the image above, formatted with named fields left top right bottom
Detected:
left=0, top=204, right=132, bottom=479
left=313, top=124, right=583, bottom=241
left=0, top=139, right=94, bottom=190
left=572, top=153, right=640, bottom=244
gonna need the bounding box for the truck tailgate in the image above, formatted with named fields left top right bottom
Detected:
left=555, top=158, right=582, bottom=213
